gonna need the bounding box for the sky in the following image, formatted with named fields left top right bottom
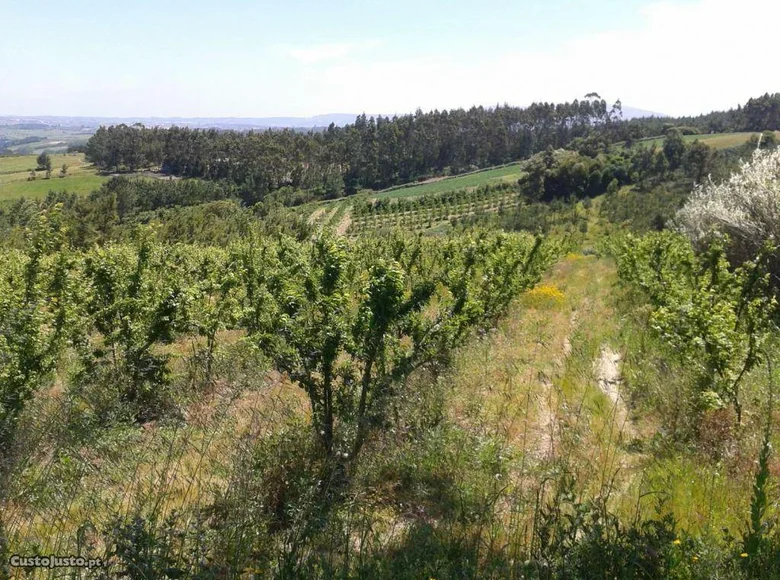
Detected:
left=0, top=0, right=777, bottom=118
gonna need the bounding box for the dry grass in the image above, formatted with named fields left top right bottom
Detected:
left=5, top=250, right=778, bottom=569
left=3, top=332, right=308, bottom=557
left=443, top=251, right=767, bottom=536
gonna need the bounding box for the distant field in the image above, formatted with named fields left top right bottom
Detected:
left=0, top=174, right=109, bottom=200
left=632, top=131, right=780, bottom=150
left=373, top=163, right=525, bottom=200
left=0, top=152, right=91, bottom=176
left=298, top=162, right=528, bottom=234
left=0, top=153, right=109, bottom=200
left=0, top=126, right=93, bottom=154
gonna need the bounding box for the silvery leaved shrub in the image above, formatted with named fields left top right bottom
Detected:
left=675, top=147, right=780, bottom=269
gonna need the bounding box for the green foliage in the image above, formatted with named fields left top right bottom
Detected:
left=35, top=151, right=52, bottom=172
left=530, top=476, right=679, bottom=579
left=349, top=182, right=520, bottom=234
left=84, top=98, right=624, bottom=203
left=77, top=232, right=190, bottom=421
left=182, top=247, right=244, bottom=383
left=240, top=230, right=556, bottom=460
left=611, top=231, right=777, bottom=423
left=518, top=149, right=617, bottom=202
left=663, top=129, right=686, bottom=171
left=599, top=183, right=688, bottom=233
left=0, top=207, right=74, bottom=465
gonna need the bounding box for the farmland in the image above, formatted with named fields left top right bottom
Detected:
left=301, top=162, right=529, bottom=234
left=0, top=123, right=93, bottom=154
left=3, top=90, right=780, bottom=579
left=349, top=183, right=523, bottom=234
left=0, top=152, right=108, bottom=199
left=631, top=130, right=780, bottom=150
left=373, top=162, right=525, bottom=199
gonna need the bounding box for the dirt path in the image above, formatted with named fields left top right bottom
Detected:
left=535, top=373, right=557, bottom=459
left=307, top=207, right=326, bottom=225
left=535, top=309, right=579, bottom=459
left=336, top=208, right=352, bottom=235
left=562, top=310, right=578, bottom=357
left=595, top=345, right=634, bottom=436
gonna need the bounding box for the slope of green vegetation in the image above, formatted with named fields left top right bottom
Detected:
left=630, top=130, right=780, bottom=150
left=3, top=94, right=780, bottom=579
left=373, top=162, right=525, bottom=199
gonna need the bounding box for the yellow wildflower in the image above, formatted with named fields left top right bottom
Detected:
left=524, top=284, right=565, bottom=307
left=673, top=539, right=682, bottom=545
left=741, top=553, right=749, bottom=558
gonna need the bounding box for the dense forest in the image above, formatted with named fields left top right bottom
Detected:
left=84, top=97, right=626, bottom=200
left=622, top=92, right=780, bottom=138
left=82, top=93, right=780, bottom=206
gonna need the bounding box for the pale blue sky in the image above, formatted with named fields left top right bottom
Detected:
left=1, top=0, right=776, bottom=118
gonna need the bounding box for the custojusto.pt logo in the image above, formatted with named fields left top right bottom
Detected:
left=9, top=554, right=103, bottom=569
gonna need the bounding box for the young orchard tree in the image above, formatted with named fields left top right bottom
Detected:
left=242, top=231, right=552, bottom=464
left=614, top=232, right=776, bottom=424
left=79, top=230, right=188, bottom=420
left=0, top=207, right=76, bottom=470
left=182, top=246, right=243, bottom=384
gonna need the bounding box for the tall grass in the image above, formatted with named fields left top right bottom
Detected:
left=3, top=254, right=779, bottom=578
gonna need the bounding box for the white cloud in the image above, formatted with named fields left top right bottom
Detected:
left=282, top=40, right=382, bottom=64
left=294, top=0, right=779, bottom=117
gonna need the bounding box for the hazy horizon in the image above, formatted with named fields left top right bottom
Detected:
left=1, top=0, right=777, bottom=119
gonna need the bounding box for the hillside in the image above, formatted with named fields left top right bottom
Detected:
left=631, top=131, right=780, bottom=150
left=2, top=97, right=780, bottom=579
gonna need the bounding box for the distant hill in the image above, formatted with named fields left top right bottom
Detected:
left=0, top=106, right=666, bottom=131
left=0, top=114, right=362, bottom=131
left=621, top=106, right=666, bottom=120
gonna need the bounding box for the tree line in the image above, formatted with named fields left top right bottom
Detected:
left=82, top=93, right=779, bottom=207
left=84, top=97, right=625, bottom=203
left=623, top=92, right=780, bottom=140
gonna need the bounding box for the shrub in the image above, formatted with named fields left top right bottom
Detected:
left=675, top=148, right=780, bottom=272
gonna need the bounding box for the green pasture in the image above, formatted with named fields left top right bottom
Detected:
left=373, top=163, right=525, bottom=200
left=0, top=153, right=108, bottom=200
left=631, top=131, right=780, bottom=150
